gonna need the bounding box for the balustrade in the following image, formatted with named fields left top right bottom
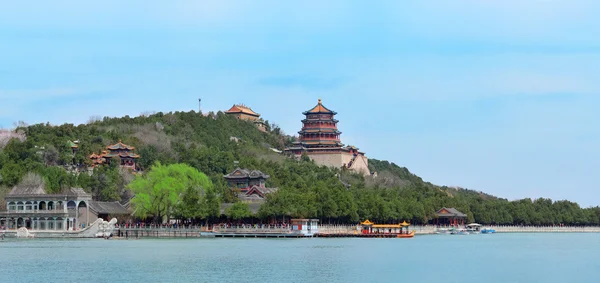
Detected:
left=6, top=208, right=67, bottom=214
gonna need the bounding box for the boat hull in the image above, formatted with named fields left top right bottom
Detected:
left=397, top=231, right=415, bottom=238
left=2, top=218, right=118, bottom=239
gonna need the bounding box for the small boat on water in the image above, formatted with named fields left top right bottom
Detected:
left=481, top=228, right=496, bottom=234
left=466, top=223, right=482, bottom=234
left=360, top=220, right=415, bottom=238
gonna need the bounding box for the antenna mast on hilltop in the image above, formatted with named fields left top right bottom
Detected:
left=198, top=98, right=202, bottom=113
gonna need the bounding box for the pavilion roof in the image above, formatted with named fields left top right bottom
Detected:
left=436, top=207, right=467, bottom=218
left=372, top=224, right=402, bottom=228
left=238, top=186, right=279, bottom=200
left=225, top=104, right=260, bottom=117
left=302, top=118, right=339, bottom=123
left=8, top=184, right=47, bottom=196
left=302, top=140, right=341, bottom=145
left=106, top=141, right=135, bottom=151
left=104, top=152, right=140, bottom=159
left=7, top=186, right=91, bottom=199
left=299, top=128, right=340, bottom=134
left=88, top=201, right=129, bottom=215
left=224, top=168, right=270, bottom=179
left=67, top=140, right=78, bottom=148
left=303, top=99, right=337, bottom=115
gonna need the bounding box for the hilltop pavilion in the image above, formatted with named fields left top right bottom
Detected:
left=225, top=104, right=268, bottom=132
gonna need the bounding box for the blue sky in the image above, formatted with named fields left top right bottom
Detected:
left=1, top=1, right=599, bottom=206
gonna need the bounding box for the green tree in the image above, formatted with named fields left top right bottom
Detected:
left=226, top=202, right=252, bottom=220
left=173, top=186, right=204, bottom=221
left=129, top=162, right=213, bottom=223
left=88, top=167, right=120, bottom=201
left=204, top=187, right=221, bottom=223
left=42, top=166, right=74, bottom=193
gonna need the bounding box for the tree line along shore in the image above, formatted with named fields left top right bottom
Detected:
left=1, top=111, right=599, bottom=226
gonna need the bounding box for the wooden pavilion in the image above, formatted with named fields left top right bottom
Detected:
left=435, top=207, right=467, bottom=226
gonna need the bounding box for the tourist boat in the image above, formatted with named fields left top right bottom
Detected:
left=466, top=223, right=482, bottom=234
left=481, top=228, right=496, bottom=234
left=359, top=220, right=415, bottom=238
left=211, top=219, right=320, bottom=238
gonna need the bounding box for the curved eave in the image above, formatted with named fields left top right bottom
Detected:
left=225, top=110, right=260, bottom=117
left=299, top=130, right=341, bottom=135
left=302, top=110, right=338, bottom=115
left=302, top=141, right=343, bottom=146
left=301, top=118, right=339, bottom=123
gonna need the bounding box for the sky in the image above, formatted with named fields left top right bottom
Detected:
left=1, top=1, right=599, bottom=206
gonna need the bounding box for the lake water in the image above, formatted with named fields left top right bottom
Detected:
left=1, top=233, right=599, bottom=283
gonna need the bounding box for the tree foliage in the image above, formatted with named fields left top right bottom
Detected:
left=226, top=202, right=252, bottom=220
left=129, top=162, right=214, bottom=223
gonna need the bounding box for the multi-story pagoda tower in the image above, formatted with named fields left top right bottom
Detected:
left=285, top=99, right=369, bottom=175
left=298, top=99, right=342, bottom=148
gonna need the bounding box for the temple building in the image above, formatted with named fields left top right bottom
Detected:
left=225, top=104, right=268, bottom=133
left=89, top=141, right=140, bottom=170
left=0, top=185, right=129, bottom=231
left=435, top=207, right=467, bottom=226
left=223, top=168, right=278, bottom=202
left=284, top=99, right=370, bottom=175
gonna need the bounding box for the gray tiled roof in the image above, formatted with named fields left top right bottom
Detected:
left=237, top=186, right=279, bottom=201
left=224, top=168, right=270, bottom=179
left=66, top=188, right=92, bottom=198
left=88, top=201, right=129, bottom=215
left=8, top=184, right=46, bottom=196
left=436, top=207, right=467, bottom=218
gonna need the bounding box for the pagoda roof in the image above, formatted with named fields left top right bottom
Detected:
left=225, top=104, right=260, bottom=117
left=302, top=118, right=339, bottom=123
left=302, top=140, right=342, bottom=146
left=303, top=99, right=337, bottom=115
left=299, top=128, right=341, bottom=134
left=107, top=141, right=135, bottom=151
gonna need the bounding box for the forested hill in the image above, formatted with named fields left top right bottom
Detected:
left=1, top=110, right=599, bottom=225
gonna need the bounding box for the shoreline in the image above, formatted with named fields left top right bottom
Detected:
left=5, top=225, right=600, bottom=239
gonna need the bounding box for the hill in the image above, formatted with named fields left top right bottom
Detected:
left=1, top=110, right=599, bottom=225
